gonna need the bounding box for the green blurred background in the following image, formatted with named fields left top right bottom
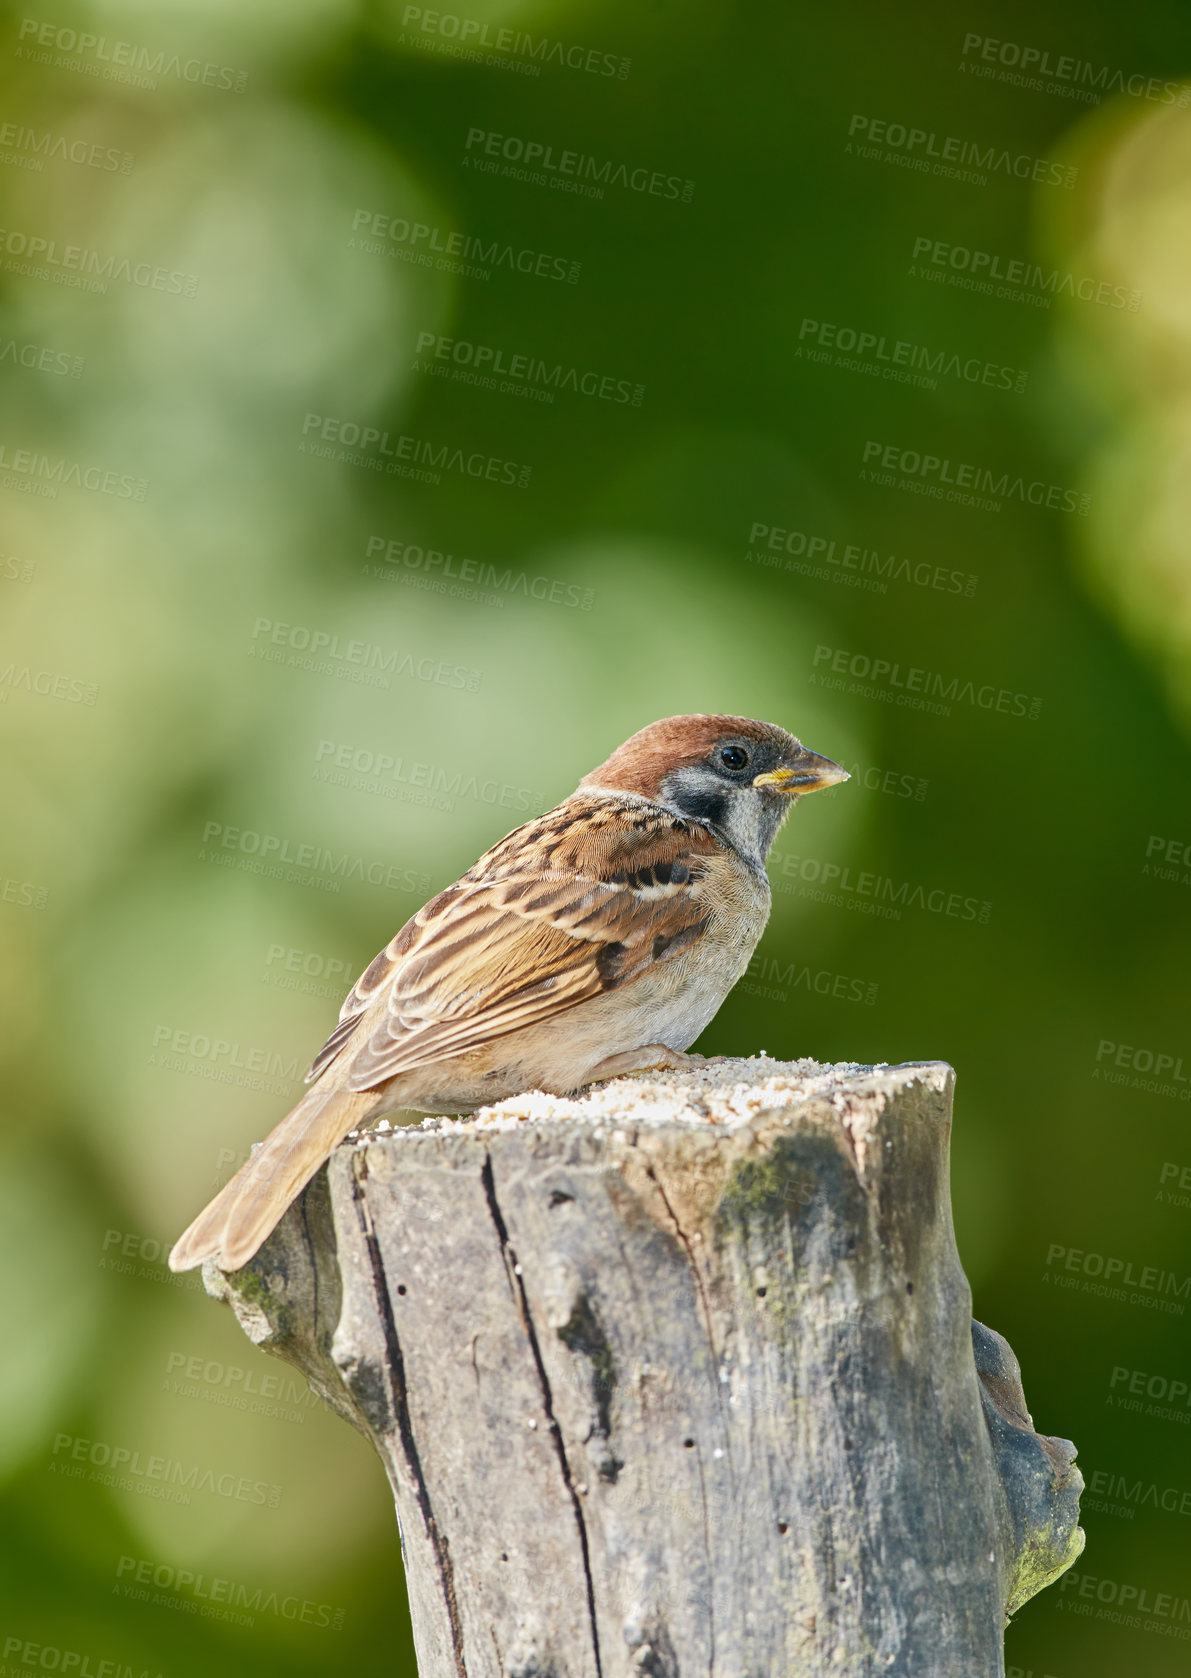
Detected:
left=1, top=0, right=1189, bottom=1672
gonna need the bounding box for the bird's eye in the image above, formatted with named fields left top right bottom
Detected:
left=719, top=745, right=750, bottom=772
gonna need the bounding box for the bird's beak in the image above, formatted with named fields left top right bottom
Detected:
left=753, top=750, right=850, bottom=795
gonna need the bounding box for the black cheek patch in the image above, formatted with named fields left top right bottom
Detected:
left=667, top=787, right=729, bottom=829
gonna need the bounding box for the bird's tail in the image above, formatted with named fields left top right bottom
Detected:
left=168, top=1083, right=378, bottom=1273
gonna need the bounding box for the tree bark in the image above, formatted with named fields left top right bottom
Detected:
left=207, top=1057, right=1083, bottom=1678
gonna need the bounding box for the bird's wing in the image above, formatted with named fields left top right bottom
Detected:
left=305, top=796, right=727, bottom=1091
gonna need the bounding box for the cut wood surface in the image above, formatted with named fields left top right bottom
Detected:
left=207, top=1055, right=1084, bottom=1678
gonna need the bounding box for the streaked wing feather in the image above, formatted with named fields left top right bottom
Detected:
left=305, top=798, right=722, bottom=1091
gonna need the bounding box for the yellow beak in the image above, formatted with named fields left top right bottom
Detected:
left=753, top=752, right=850, bottom=795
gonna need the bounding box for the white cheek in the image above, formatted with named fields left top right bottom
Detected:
left=721, top=788, right=766, bottom=854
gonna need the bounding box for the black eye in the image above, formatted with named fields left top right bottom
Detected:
left=719, top=745, right=750, bottom=772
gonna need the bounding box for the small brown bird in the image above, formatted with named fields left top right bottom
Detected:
left=169, top=715, right=847, bottom=1272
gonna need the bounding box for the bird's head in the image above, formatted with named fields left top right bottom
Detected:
left=579, top=714, right=849, bottom=865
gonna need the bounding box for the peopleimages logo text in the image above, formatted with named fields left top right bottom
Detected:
left=400, top=8, right=630, bottom=78
left=0, top=122, right=133, bottom=173
left=1057, top=1567, right=1191, bottom=1637
left=959, top=33, right=1190, bottom=107
left=0, top=224, right=197, bottom=294
left=115, top=1553, right=344, bottom=1630
left=797, top=316, right=1027, bottom=393
left=911, top=235, right=1140, bottom=311
left=364, top=534, right=594, bottom=610
left=861, top=439, right=1089, bottom=515
left=847, top=113, right=1076, bottom=187
left=2, top=1635, right=167, bottom=1678
left=51, top=1432, right=281, bottom=1506
left=299, top=413, right=530, bottom=488
left=16, top=17, right=249, bottom=91
left=463, top=127, right=694, bottom=201
left=351, top=209, right=580, bottom=284
left=413, top=329, right=643, bottom=405
left=811, top=644, right=1042, bottom=720
left=0, top=441, right=145, bottom=499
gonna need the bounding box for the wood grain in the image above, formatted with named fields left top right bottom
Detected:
left=206, top=1059, right=1084, bottom=1678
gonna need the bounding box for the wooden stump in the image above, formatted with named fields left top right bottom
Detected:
left=207, top=1057, right=1083, bottom=1678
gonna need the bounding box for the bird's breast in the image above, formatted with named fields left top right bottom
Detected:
left=629, top=861, right=771, bottom=1050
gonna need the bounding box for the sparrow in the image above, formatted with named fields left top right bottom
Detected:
left=169, top=714, right=848, bottom=1272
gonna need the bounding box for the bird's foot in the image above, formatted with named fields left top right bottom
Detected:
left=582, top=1044, right=704, bottom=1084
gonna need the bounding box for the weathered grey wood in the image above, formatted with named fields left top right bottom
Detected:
left=205, top=1058, right=1083, bottom=1678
